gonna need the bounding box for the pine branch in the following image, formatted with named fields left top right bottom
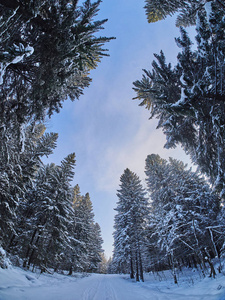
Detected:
left=216, top=0, right=225, bottom=9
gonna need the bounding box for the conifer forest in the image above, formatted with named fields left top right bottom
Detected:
left=0, top=0, right=111, bottom=273
left=1, top=0, right=225, bottom=292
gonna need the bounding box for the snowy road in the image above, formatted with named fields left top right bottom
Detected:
left=1, top=274, right=163, bottom=300
left=0, top=268, right=224, bottom=300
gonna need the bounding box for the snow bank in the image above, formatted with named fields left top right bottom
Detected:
left=0, top=247, right=10, bottom=269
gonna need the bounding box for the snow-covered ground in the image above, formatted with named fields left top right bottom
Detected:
left=0, top=266, right=225, bottom=300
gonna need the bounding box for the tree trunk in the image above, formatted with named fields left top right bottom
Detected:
left=27, top=248, right=36, bottom=268
left=169, top=252, right=177, bottom=284
left=68, top=266, right=73, bottom=276
left=205, top=248, right=216, bottom=278
left=208, top=228, right=222, bottom=272
left=54, top=263, right=59, bottom=273
left=27, top=233, right=41, bottom=268
left=138, top=246, right=144, bottom=282
left=135, top=250, right=139, bottom=282
left=130, top=256, right=134, bottom=279
left=23, top=227, right=39, bottom=268
left=6, top=234, right=16, bottom=251
left=192, top=255, right=197, bottom=269
left=192, top=220, right=206, bottom=277
left=208, top=259, right=216, bottom=278
left=197, top=251, right=206, bottom=277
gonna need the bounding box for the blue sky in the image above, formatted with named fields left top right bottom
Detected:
left=44, top=0, right=195, bottom=258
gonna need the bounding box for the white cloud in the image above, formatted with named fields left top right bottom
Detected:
left=93, top=112, right=192, bottom=192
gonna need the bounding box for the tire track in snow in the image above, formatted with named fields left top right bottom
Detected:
left=82, top=275, right=119, bottom=300
left=102, top=278, right=119, bottom=300
left=82, top=276, right=101, bottom=300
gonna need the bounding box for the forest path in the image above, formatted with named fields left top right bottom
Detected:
left=0, top=273, right=161, bottom=300
left=79, top=274, right=156, bottom=300
left=0, top=271, right=219, bottom=300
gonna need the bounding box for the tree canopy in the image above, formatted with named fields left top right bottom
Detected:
left=144, top=0, right=225, bottom=27
left=0, top=0, right=113, bottom=122
left=134, top=3, right=225, bottom=198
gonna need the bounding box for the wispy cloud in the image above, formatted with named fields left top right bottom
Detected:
left=92, top=113, right=191, bottom=192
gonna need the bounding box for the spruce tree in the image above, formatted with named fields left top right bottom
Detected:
left=17, top=153, right=75, bottom=270
left=113, top=168, right=149, bottom=281
left=0, top=0, right=112, bottom=265
left=72, top=189, right=102, bottom=272
left=145, top=154, right=220, bottom=279
left=0, top=123, right=58, bottom=251
left=88, top=222, right=104, bottom=272
left=134, top=3, right=225, bottom=199
left=44, top=153, right=76, bottom=271
left=0, top=0, right=113, bottom=122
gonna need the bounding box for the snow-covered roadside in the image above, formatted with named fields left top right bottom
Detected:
left=0, top=266, right=225, bottom=300
left=138, top=269, right=225, bottom=300
left=0, top=266, right=85, bottom=290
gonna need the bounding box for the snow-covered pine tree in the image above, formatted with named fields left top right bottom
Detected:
left=6, top=124, right=58, bottom=255
left=0, top=123, right=58, bottom=252
left=17, top=153, right=75, bottom=271
left=0, top=0, right=113, bottom=122
left=62, top=184, right=82, bottom=274
left=134, top=3, right=225, bottom=199
left=88, top=222, right=104, bottom=272
left=145, top=154, right=221, bottom=280
left=44, top=153, right=76, bottom=272
left=113, top=168, right=149, bottom=281
left=0, top=0, right=113, bottom=267
left=72, top=190, right=92, bottom=272
left=72, top=189, right=102, bottom=272
left=17, top=163, right=58, bottom=269
left=98, top=252, right=108, bottom=274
